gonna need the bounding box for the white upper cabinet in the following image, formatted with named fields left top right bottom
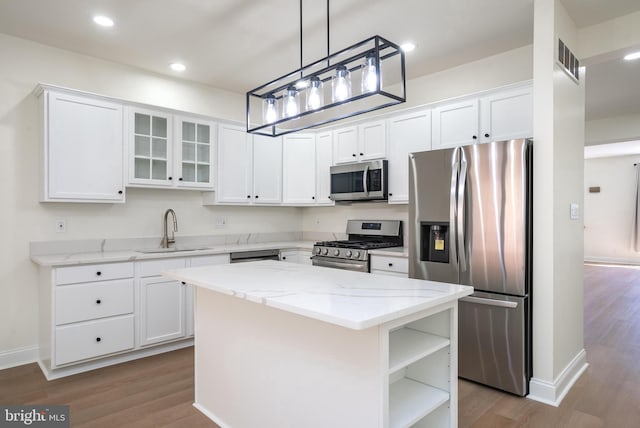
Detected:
left=333, top=121, right=387, bottom=164
left=358, top=120, right=387, bottom=161
left=174, top=116, right=216, bottom=189
left=479, top=86, right=533, bottom=143
left=252, top=135, right=283, bottom=204
left=387, top=110, right=432, bottom=204
left=315, top=132, right=334, bottom=206
left=216, top=124, right=253, bottom=203
left=431, top=99, right=480, bottom=149
left=128, top=107, right=174, bottom=186
left=432, top=83, right=533, bottom=149
left=41, top=89, right=125, bottom=203
left=282, top=133, right=317, bottom=204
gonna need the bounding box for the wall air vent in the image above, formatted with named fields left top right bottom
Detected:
left=557, top=39, right=580, bottom=83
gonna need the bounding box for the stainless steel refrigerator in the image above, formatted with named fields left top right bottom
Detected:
left=408, top=139, right=532, bottom=396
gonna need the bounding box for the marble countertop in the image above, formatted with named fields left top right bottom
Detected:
left=368, top=247, right=409, bottom=257
left=31, top=241, right=316, bottom=267
left=163, top=260, right=472, bottom=330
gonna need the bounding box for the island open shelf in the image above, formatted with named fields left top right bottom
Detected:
left=162, top=261, right=471, bottom=428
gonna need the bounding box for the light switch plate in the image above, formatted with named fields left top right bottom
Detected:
left=570, top=203, right=579, bottom=220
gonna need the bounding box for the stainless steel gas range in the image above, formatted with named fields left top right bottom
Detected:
left=311, top=220, right=403, bottom=272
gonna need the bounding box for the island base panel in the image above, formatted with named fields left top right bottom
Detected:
left=194, top=289, right=383, bottom=428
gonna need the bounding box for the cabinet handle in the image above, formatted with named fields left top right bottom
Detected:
left=96, top=299, right=101, bottom=304
left=247, top=195, right=251, bottom=198
left=255, top=195, right=259, bottom=199
left=359, top=152, right=364, bottom=156
left=484, top=133, right=490, bottom=138
left=96, top=271, right=102, bottom=276
left=472, top=135, right=477, bottom=140
left=312, top=196, right=315, bottom=200
left=388, top=263, right=393, bottom=267
left=179, top=177, right=183, bottom=181
left=352, top=153, right=356, bottom=157
left=168, top=176, right=173, bottom=180
left=96, top=337, right=102, bottom=342
left=118, top=190, right=123, bottom=195
left=282, top=256, right=287, bottom=260
left=181, top=281, right=186, bottom=285
left=389, top=193, right=393, bottom=196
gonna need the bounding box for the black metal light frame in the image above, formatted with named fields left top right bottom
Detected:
left=246, top=3, right=406, bottom=137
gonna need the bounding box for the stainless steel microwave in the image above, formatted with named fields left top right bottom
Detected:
left=329, top=160, right=388, bottom=202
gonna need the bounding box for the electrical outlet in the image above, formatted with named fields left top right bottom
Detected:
left=570, top=203, right=579, bottom=220
left=55, top=220, right=66, bottom=233
left=315, top=218, right=320, bottom=225
left=214, top=218, right=226, bottom=229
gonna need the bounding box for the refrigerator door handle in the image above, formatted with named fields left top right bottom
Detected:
left=449, top=147, right=460, bottom=269
left=457, top=149, right=468, bottom=271
left=461, top=296, right=518, bottom=309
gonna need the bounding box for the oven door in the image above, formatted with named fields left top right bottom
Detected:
left=311, top=256, right=369, bottom=272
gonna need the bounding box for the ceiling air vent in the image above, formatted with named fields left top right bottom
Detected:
left=557, top=39, right=580, bottom=83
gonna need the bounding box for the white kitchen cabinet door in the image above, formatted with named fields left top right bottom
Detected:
left=315, top=132, right=334, bottom=205
left=128, top=107, right=174, bottom=186
left=252, top=135, right=283, bottom=204
left=174, top=116, right=216, bottom=189
left=216, top=124, right=253, bottom=203
left=387, top=110, right=432, bottom=204
left=139, top=276, right=186, bottom=347
left=432, top=99, right=479, bottom=149
left=333, top=126, right=359, bottom=164
left=44, top=90, right=125, bottom=202
left=282, top=134, right=317, bottom=204
left=358, top=120, right=387, bottom=161
left=480, top=86, right=533, bottom=143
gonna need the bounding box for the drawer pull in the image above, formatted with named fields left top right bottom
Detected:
left=388, top=263, right=393, bottom=267
left=96, top=299, right=102, bottom=304
left=181, top=281, right=186, bottom=285
left=96, top=337, right=102, bottom=342
left=96, top=271, right=102, bottom=276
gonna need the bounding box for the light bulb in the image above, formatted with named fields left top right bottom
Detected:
left=333, top=65, right=351, bottom=102
left=282, top=86, right=299, bottom=118
left=361, top=52, right=378, bottom=93
left=263, top=94, right=277, bottom=124
left=306, top=76, right=324, bottom=111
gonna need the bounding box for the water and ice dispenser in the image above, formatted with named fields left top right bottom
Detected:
left=420, top=222, right=449, bottom=263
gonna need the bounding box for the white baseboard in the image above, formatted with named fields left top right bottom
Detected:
left=193, top=402, right=231, bottom=428
left=528, top=349, right=588, bottom=406
left=0, top=345, right=38, bottom=370
left=584, top=256, right=640, bottom=266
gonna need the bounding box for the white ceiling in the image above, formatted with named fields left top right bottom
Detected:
left=0, top=0, right=639, bottom=123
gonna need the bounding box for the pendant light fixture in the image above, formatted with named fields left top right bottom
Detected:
left=247, top=0, right=406, bottom=137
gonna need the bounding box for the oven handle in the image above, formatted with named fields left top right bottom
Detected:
left=312, top=256, right=368, bottom=272
left=363, top=165, right=369, bottom=194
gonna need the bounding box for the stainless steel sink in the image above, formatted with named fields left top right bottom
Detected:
left=135, top=247, right=211, bottom=254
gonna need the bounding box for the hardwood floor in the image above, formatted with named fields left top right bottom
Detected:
left=1, top=263, right=639, bottom=427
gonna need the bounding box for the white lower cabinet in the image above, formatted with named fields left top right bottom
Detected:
left=279, top=249, right=313, bottom=265
left=386, top=308, right=455, bottom=428
left=370, top=254, right=409, bottom=277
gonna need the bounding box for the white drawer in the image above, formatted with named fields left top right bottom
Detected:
left=56, top=262, right=134, bottom=285
left=138, top=258, right=186, bottom=277
left=54, top=315, right=134, bottom=366
left=55, top=279, right=134, bottom=325
left=370, top=255, right=409, bottom=274
left=189, top=254, right=229, bottom=267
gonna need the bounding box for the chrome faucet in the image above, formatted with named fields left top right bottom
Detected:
left=161, top=209, right=178, bottom=248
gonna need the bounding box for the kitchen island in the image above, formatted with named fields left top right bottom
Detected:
left=163, top=261, right=472, bottom=428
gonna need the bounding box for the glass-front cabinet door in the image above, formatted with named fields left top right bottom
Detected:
left=129, top=107, right=173, bottom=186
left=175, top=117, right=215, bottom=189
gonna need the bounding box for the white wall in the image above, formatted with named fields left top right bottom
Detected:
left=0, top=33, right=302, bottom=357
left=584, top=155, right=640, bottom=263
left=585, top=113, right=640, bottom=145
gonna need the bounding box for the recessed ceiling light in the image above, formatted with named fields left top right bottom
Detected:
left=93, top=15, right=114, bottom=27
left=624, top=51, right=640, bottom=61
left=170, top=62, right=186, bottom=72
left=400, top=42, right=416, bottom=53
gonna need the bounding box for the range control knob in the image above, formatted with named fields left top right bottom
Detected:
left=345, top=250, right=352, bottom=258
left=333, top=249, right=340, bottom=256
left=322, top=248, right=329, bottom=256
left=354, top=251, right=361, bottom=259
left=315, top=247, right=322, bottom=254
